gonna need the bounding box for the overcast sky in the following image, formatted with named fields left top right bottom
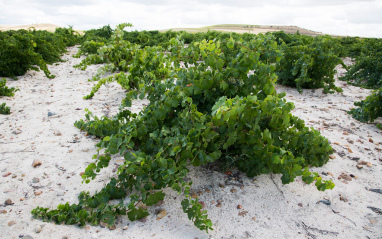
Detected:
left=1, top=0, right=381, bottom=37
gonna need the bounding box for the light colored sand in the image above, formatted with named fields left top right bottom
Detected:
left=0, top=48, right=381, bottom=239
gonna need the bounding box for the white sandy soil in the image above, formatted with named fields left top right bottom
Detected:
left=0, top=47, right=381, bottom=239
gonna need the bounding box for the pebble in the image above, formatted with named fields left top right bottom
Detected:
left=123, top=226, right=129, bottom=230
left=57, top=191, right=65, bottom=196
left=329, top=155, right=336, bottom=159
left=108, top=225, right=116, bottom=230
left=317, top=200, right=331, bottom=205
left=347, top=139, right=354, bottom=144
left=5, top=199, right=13, bottom=205
left=8, top=220, right=17, bottom=226
left=47, top=111, right=56, bottom=117
left=32, top=177, right=40, bottom=183
left=0, top=209, right=7, bottom=214
left=190, top=191, right=198, bottom=199
left=369, top=138, right=373, bottom=143
left=347, top=148, right=353, bottom=153
left=218, top=183, right=225, bottom=188
left=35, top=225, right=42, bottom=233
left=156, top=209, right=167, bottom=220
left=338, top=173, right=352, bottom=181
left=205, top=189, right=211, bottom=193
left=356, top=165, right=363, bottom=169
left=237, top=205, right=242, bottom=209
left=230, top=188, right=237, bottom=193
left=2, top=172, right=12, bottom=177
left=12, top=130, right=22, bottom=135
left=32, top=159, right=42, bottom=167
left=34, top=191, right=42, bottom=196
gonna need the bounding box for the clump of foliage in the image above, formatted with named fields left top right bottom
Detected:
left=0, top=103, right=10, bottom=115
left=349, top=88, right=382, bottom=127
left=276, top=35, right=344, bottom=93
left=340, top=38, right=382, bottom=89
left=0, top=78, right=18, bottom=115
left=0, top=27, right=81, bottom=79
left=0, top=78, right=18, bottom=96
left=32, top=24, right=334, bottom=232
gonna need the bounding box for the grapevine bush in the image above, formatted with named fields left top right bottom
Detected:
left=340, top=38, right=382, bottom=89
left=32, top=25, right=335, bottom=232
left=349, top=88, right=382, bottom=125
left=0, top=27, right=81, bottom=79
left=276, top=35, right=344, bottom=93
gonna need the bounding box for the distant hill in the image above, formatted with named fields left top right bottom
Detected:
left=0, top=23, right=62, bottom=32
left=163, top=24, right=325, bottom=36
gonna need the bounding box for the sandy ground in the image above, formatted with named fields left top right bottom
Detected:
left=0, top=47, right=381, bottom=239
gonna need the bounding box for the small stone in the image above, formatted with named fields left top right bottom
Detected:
left=218, top=183, right=225, bottom=188
left=237, top=205, right=242, bottom=209
left=230, top=188, right=237, bottom=193
left=5, top=199, right=13, bottom=205
left=156, top=200, right=164, bottom=206
left=205, top=189, right=211, bottom=193
left=252, top=217, right=256, bottom=221
left=190, top=191, right=198, bottom=199
left=348, top=148, right=353, bottom=153
left=343, top=132, right=349, bottom=135
left=369, top=138, right=373, bottom=143
left=55, top=131, right=62, bottom=136
left=35, top=225, right=42, bottom=233
left=329, top=155, right=336, bottom=159
left=298, top=203, right=303, bottom=207
left=334, top=142, right=340, bottom=145
left=327, top=172, right=334, bottom=177
left=20, top=198, right=25, bottom=201
left=138, top=203, right=148, bottom=210
left=368, top=218, right=378, bottom=224
left=338, top=172, right=352, bottom=181
left=108, top=225, right=116, bottom=230
left=34, top=191, right=42, bottom=196
left=317, top=200, right=331, bottom=205
left=2, top=172, right=12, bottom=177
left=123, top=226, right=129, bottom=230
left=32, top=177, right=40, bottom=183
left=340, top=196, right=349, bottom=202
left=57, top=191, right=65, bottom=196
left=12, top=130, right=22, bottom=135
left=8, top=220, right=16, bottom=226
left=32, top=159, right=42, bottom=167
left=356, top=165, right=363, bottom=169
left=62, top=236, right=69, bottom=239
left=350, top=122, right=356, bottom=127
left=216, top=202, right=222, bottom=207
left=0, top=209, right=7, bottom=214
left=347, top=139, right=354, bottom=144
left=156, top=209, right=166, bottom=220
left=367, top=162, right=372, bottom=167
